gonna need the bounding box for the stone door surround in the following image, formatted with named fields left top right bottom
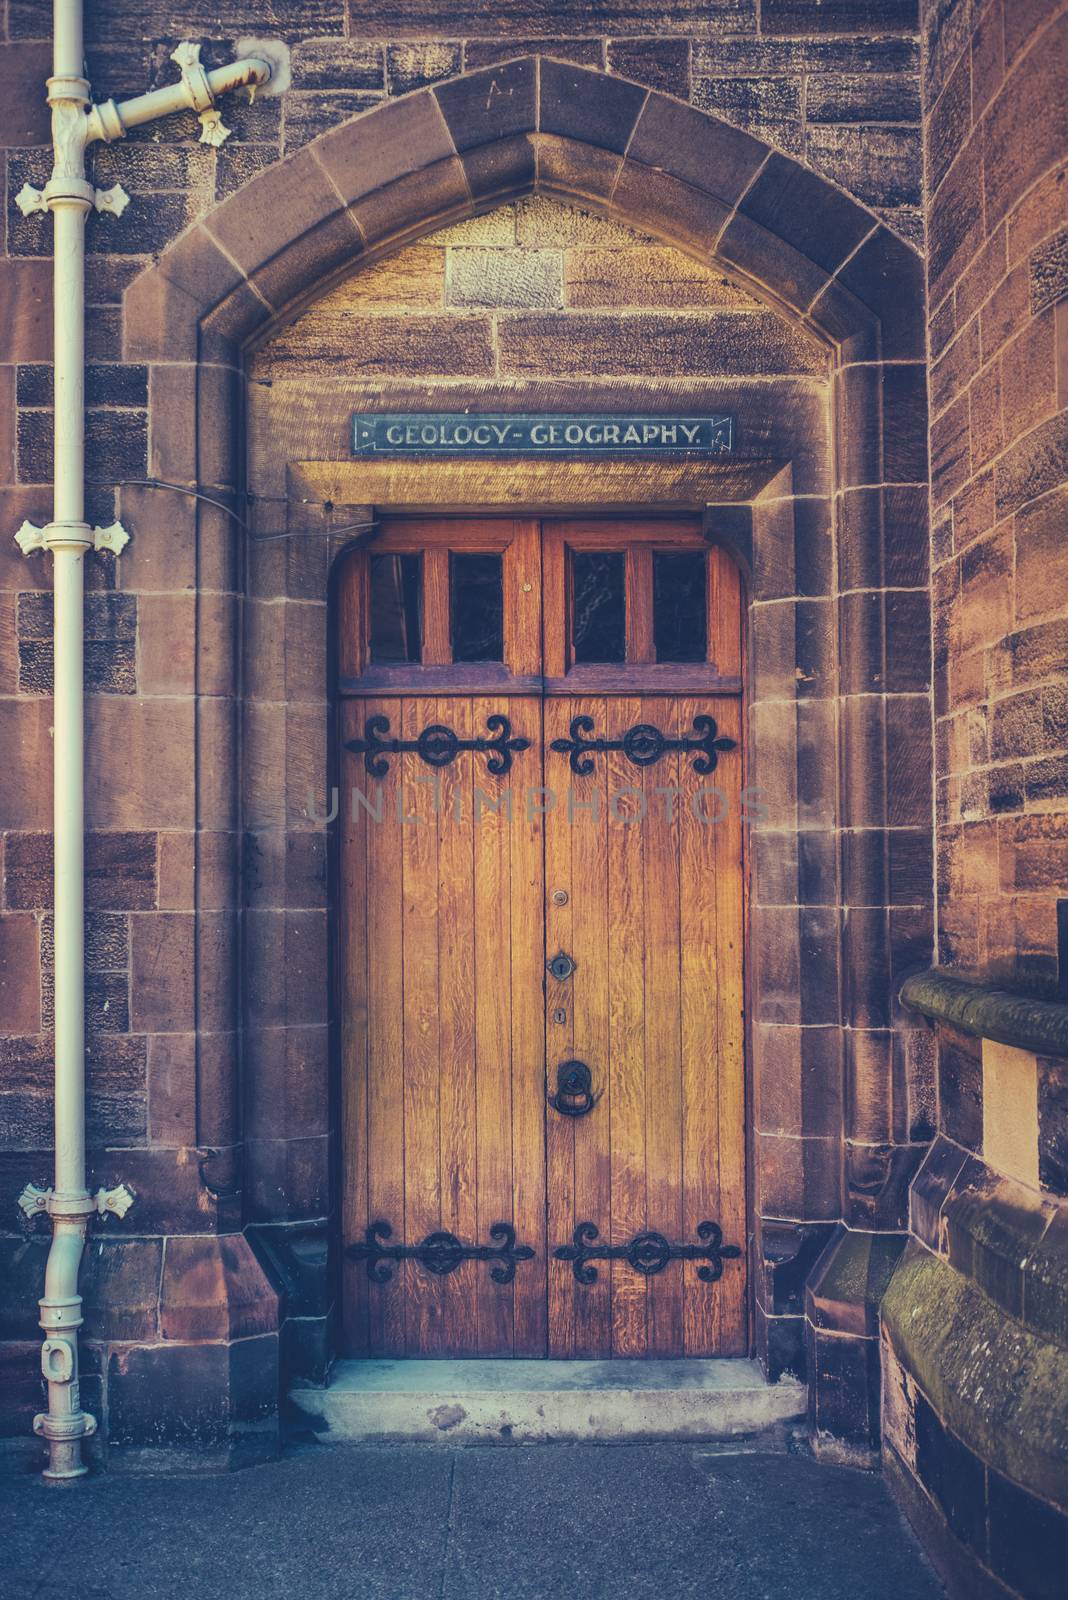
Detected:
left=119, top=58, right=931, bottom=1451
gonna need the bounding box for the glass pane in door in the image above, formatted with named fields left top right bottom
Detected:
left=572, top=549, right=625, bottom=663
left=369, top=552, right=422, bottom=662
left=450, top=551, right=505, bottom=662
left=653, top=551, right=707, bottom=663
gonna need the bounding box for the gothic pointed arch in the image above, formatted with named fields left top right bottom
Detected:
left=124, top=56, right=923, bottom=370
left=120, top=58, right=932, bottom=1439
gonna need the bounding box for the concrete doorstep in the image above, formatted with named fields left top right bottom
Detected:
left=289, top=1358, right=807, bottom=1445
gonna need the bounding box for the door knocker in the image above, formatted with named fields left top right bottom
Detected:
left=548, top=1060, right=601, bottom=1118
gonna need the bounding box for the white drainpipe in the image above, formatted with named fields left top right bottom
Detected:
left=14, top=0, right=279, bottom=1481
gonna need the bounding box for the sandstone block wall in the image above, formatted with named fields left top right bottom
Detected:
left=880, top=5, right=1068, bottom=1595
left=926, top=0, right=1068, bottom=987
left=0, top=3, right=932, bottom=1462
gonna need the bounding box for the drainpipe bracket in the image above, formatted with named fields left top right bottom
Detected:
left=197, top=108, right=232, bottom=147
left=14, top=520, right=47, bottom=556
left=19, top=1186, right=96, bottom=1220
left=93, top=183, right=130, bottom=217
left=14, top=182, right=46, bottom=217
left=94, top=1182, right=136, bottom=1220
left=171, top=41, right=215, bottom=113
left=18, top=1182, right=135, bottom=1221
left=17, top=1183, right=51, bottom=1220
left=92, top=520, right=130, bottom=556
left=20, top=520, right=94, bottom=554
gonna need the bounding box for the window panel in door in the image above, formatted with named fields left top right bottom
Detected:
left=571, top=549, right=626, bottom=664
left=653, top=550, right=708, bottom=663
left=369, top=551, right=422, bottom=663
left=450, top=551, right=505, bottom=662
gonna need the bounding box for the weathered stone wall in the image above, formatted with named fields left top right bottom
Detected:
left=880, top=3, right=1068, bottom=1594
left=882, top=1026, right=1068, bottom=1600
left=0, top=4, right=928, bottom=1463
left=927, top=0, right=1068, bottom=986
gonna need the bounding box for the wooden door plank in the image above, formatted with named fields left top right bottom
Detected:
left=544, top=697, right=577, bottom=1357
left=473, top=696, right=516, bottom=1355
left=708, top=546, right=743, bottom=676
left=400, top=696, right=447, bottom=1353
left=336, top=552, right=366, bottom=681
left=361, top=696, right=407, bottom=1356
left=436, top=697, right=479, bottom=1354
left=507, top=519, right=544, bottom=679
left=340, top=697, right=370, bottom=1355
left=678, top=694, right=726, bottom=1356
left=509, top=695, right=548, bottom=1355
left=422, top=549, right=452, bottom=666
left=606, top=697, right=649, bottom=1357
left=558, top=696, right=613, bottom=1355
left=641, top=699, right=686, bottom=1358
left=711, top=693, right=748, bottom=1354
left=626, top=547, right=655, bottom=664
left=541, top=525, right=568, bottom=680
left=376, top=516, right=515, bottom=550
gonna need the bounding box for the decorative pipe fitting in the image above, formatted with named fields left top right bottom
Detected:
left=84, top=42, right=278, bottom=147
left=170, top=41, right=215, bottom=113
left=23, top=4, right=280, bottom=1483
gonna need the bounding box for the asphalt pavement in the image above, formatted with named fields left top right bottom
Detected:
left=0, top=1441, right=944, bottom=1600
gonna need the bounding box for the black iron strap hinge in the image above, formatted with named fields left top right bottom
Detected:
left=346, top=713, right=530, bottom=778
left=554, top=1222, right=742, bottom=1284
left=550, top=714, right=735, bottom=776
left=348, top=1221, right=535, bottom=1284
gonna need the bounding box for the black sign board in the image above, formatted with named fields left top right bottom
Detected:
left=351, top=412, right=734, bottom=457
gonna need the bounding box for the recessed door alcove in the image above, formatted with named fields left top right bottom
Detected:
left=123, top=62, right=932, bottom=1428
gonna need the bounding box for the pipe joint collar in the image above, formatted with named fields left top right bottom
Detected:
left=44, top=520, right=93, bottom=552
left=88, top=98, right=125, bottom=144
left=46, top=1189, right=95, bottom=1218
left=42, top=177, right=95, bottom=211
left=39, top=1299, right=84, bottom=1332
left=34, top=1409, right=97, bottom=1442
left=46, top=74, right=90, bottom=109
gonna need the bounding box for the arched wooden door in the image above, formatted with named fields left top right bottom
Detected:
left=338, top=516, right=746, bottom=1359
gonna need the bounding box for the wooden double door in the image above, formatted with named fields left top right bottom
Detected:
left=339, top=516, right=746, bottom=1358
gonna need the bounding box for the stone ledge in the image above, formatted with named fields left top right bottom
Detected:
left=901, top=968, right=1068, bottom=1060
left=881, top=1243, right=1068, bottom=1510
left=290, top=1358, right=806, bottom=1445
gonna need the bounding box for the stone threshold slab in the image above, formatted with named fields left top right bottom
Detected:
left=289, top=1359, right=806, bottom=1444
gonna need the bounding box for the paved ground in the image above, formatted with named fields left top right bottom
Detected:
left=0, top=1442, right=943, bottom=1600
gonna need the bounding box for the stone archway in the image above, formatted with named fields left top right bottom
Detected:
left=122, top=58, right=932, bottom=1452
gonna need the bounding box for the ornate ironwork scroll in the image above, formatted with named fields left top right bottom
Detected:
left=550, top=714, right=736, bottom=776
left=346, top=713, right=529, bottom=778
left=554, top=1221, right=742, bottom=1284
left=348, top=1220, right=535, bottom=1284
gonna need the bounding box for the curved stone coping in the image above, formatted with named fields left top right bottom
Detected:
left=882, top=1244, right=1068, bottom=1511
left=900, top=967, right=1068, bottom=1059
